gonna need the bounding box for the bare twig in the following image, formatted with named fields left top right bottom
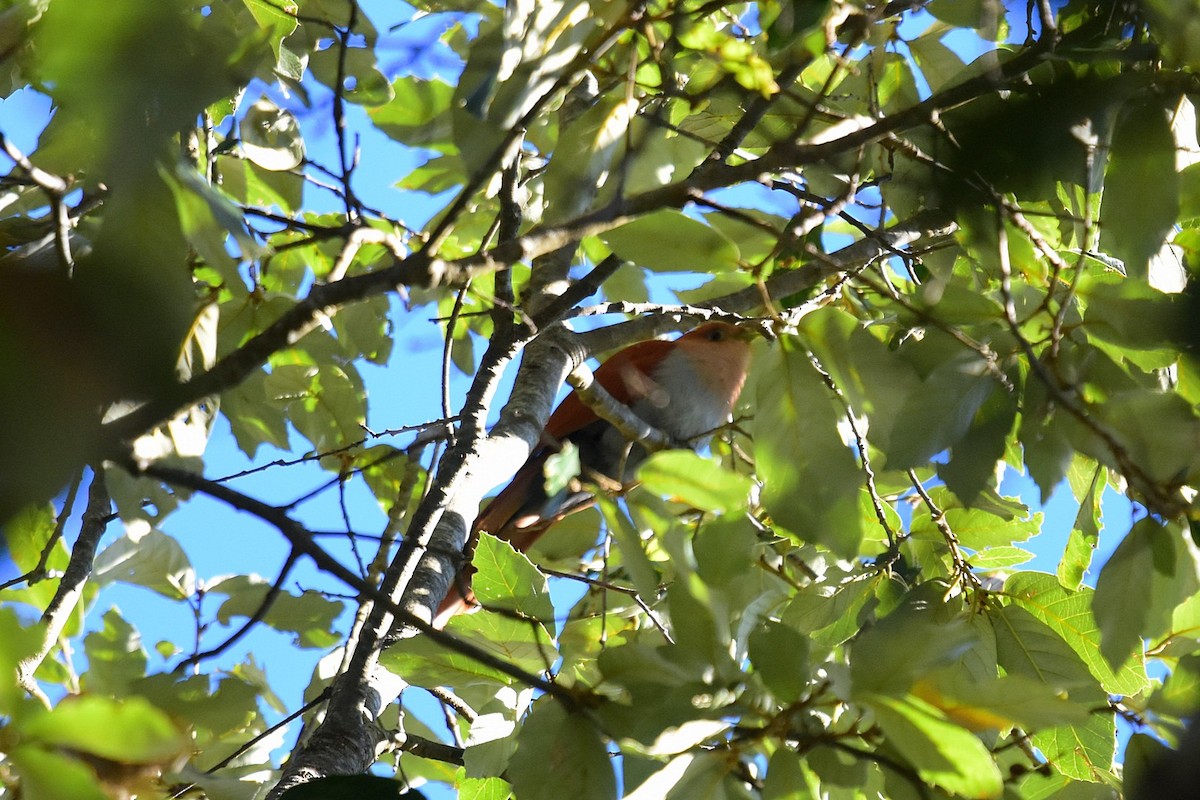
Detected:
left=132, top=460, right=576, bottom=702
left=805, top=353, right=897, bottom=549
left=906, top=469, right=982, bottom=593
left=213, top=418, right=457, bottom=483
left=173, top=551, right=300, bottom=672
left=0, top=131, right=74, bottom=271
left=0, top=471, right=81, bottom=591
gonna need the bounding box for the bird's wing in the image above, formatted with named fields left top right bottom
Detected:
left=544, top=338, right=672, bottom=441
left=472, top=449, right=553, bottom=537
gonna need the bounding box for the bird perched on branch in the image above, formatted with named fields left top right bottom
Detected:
left=434, top=321, right=755, bottom=627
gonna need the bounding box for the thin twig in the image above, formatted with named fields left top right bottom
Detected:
left=132, top=460, right=579, bottom=705
left=0, top=471, right=82, bottom=591
left=538, top=565, right=674, bottom=642
left=906, top=469, right=982, bottom=593
left=213, top=418, right=457, bottom=483
left=805, top=353, right=897, bottom=549
left=174, top=551, right=300, bottom=672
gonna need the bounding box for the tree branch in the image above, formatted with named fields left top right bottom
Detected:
left=17, top=469, right=111, bottom=702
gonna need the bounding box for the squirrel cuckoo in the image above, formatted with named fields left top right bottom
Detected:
left=434, top=321, right=754, bottom=627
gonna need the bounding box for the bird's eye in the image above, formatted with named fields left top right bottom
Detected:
left=708, top=327, right=723, bottom=341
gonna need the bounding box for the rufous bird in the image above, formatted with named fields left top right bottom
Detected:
left=434, top=321, right=754, bottom=627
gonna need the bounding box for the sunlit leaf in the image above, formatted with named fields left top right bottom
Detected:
left=599, top=210, right=740, bottom=273
left=1057, top=466, right=1104, bottom=590
left=638, top=451, right=752, bottom=514
left=754, top=339, right=863, bottom=557
left=93, top=521, right=196, bottom=600
left=864, top=693, right=1004, bottom=798
left=470, top=535, right=555, bottom=629
left=211, top=575, right=343, bottom=649
left=240, top=96, right=305, bottom=171
left=1001, top=573, right=1149, bottom=695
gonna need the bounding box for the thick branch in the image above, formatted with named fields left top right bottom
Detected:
left=17, top=469, right=111, bottom=701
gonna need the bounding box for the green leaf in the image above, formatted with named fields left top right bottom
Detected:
left=220, top=367, right=292, bottom=457
left=1057, top=466, right=1104, bottom=590
left=384, top=610, right=556, bottom=690
left=599, top=496, right=661, bottom=604
left=595, top=642, right=717, bottom=744
left=1179, top=161, right=1200, bottom=220
left=7, top=746, right=109, bottom=800
left=864, top=692, right=1004, bottom=798
left=939, top=383, right=1017, bottom=505
left=666, top=569, right=731, bottom=668
left=93, top=523, right=196, bottom=600
left=1001, top=573, right=1150, bottom=695
left=599, top=210, right=740, bottom=272
left=1148, top=652, right=1200, bottom=717
left=782, top=572, right=877, bottom=647
left=1099, top=100, right=1179, bottom=279
left=623, top=117, right=709, bottom=196
left=217, top=154, right=304, bottom=213
left=242, top=0, right=298, bottom=57
left=927, top=0, right=1002, bottom=35
left=23, top=695, right=189, bottom=763
left=908, top=489, right=1041, bottom=550
left=1081, top=279, right=1185, bottom=352
left=3, top=503, right=70, bottom=609
left=369, top=76, right=455, bottom=147
left=507, top=699, right=616, bottom=800
left=1029, top=713, right=1116, bottom=784
left=460, top=776, right=513, bottom=800
left=762, top=749, right=818, bottom=800
left=754, top=339, right=863, bottom=558
left=542, top=95, right=636, bottom=224
left=0, top=607, right=45, bottom=712
left=464, top=711, right=519, bottom=778
left=82, top=609, right=147, bottom=695
left=470, top=535, right=555, bottom=629
left=912, top=669, right=1090, bottom=732
left=263, top=361, right=366, bottom=451
left=1123, top=733, right=1170, bottom=800
left=637, top=451, right=752, bottom=514
left=992, top=603, right=1106, bottom=695
left=908, top=29, right=966, bottom=92
left=692, top=516, right=757, bottom=587
left=542, top=442, right=581, bottom=497
left=1085, top=389, right=1200, bottom=485
left=1093, top=519, right=1200, bottom=668
left=240, top=96, right=305, bottom=171
left=850, top=586, right=979, bottom=696
left=749, top=620, right=809, bottom=700
left=211, top=575, right=343, bottom=649
left=885, top=353, right=998, bottom=469
left=797, top=308, right=921, bottom=450
left=970, top=545, right=1034, bottom=568
left=135, top=672, right=261, bottom=741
